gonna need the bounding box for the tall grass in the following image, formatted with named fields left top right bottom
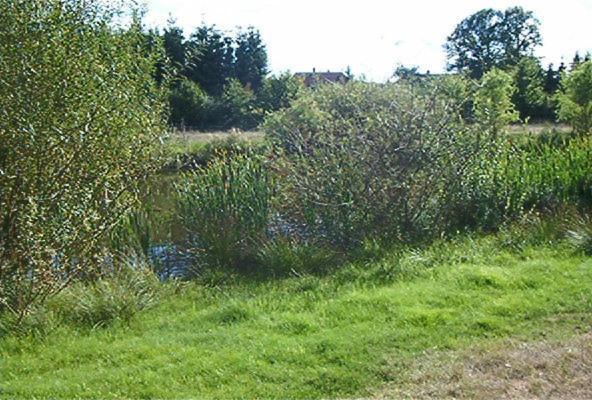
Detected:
left=453, top=135, right=592, bottom=229
left=176, top=151, right=272, bottom=269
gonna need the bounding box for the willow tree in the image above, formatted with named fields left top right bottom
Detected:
left=0, top=0, right=167, bottom=322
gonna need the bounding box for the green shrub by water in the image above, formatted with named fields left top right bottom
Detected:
left=264, top=80, right=496, bottom=246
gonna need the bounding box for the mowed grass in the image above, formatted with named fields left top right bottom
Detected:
left=1, top=232, right=591, bottom=398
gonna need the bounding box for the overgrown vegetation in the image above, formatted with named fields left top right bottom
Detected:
left=161, top=21, right=304, bottom=130
left=176, top=151, right=272, bottom=269
left=1, top=1, right=592, bottom=398
left=0, top=0, right=166, bottom=324
left=557, top=60, right=592, bottom=134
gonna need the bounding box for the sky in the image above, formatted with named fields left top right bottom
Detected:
left=142, top=0, right=592, bottom=82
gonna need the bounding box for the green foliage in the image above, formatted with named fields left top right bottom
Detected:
left=49, top=266, right=160, bottom=329
left=234, top=27, right=268, bottom=92
left=474, top=68, right=519, bottom=132
left=163, top=19, right=186, bottom=71
left=108, top=185, right=171, bottom=259
left=0, top=263, right=161, bottom=337
left=512, top=57, right=550, bottom=121
left=453, top=136, right=592, bottom=229
left=256, top=238, right=339, bottom=276
left=176, top=152, right=272, bottom=269
left=557, top=61, right=592, bottom=134
left=446, top=7, right=542, bottom=79
left=160, top=23, right=273, bottom=130
left=566, top=213, right=592, bottom=255
left=185, top=24, right=234, bottom=97
left=265, top=80, right=488, bottom=246
left=0, top=0, right=167, bottom=320
left=393, top=64, right=421, bottom=81
left=169, top=78, right=207, bottom=126
left=221, top=78, right=259, bottom=130
left=256, top=73, right=304, bottom=114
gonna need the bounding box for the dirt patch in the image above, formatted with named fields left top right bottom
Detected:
left=374, top=333, right=592, bottom=399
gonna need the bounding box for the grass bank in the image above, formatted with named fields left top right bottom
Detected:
left=1, top=218, right=591, bottom=398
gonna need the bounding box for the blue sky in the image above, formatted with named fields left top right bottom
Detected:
left=143, top=0, right=592, bottom=82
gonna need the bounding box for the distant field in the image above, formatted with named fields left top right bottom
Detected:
left=507, top=123, right=571, bottom=135
left=171, top=129, right=265, bottom=144
left=169, top=124, right=569, bottom=145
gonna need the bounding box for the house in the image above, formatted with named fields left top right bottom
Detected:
left=294, top=68, right=350, bottom=88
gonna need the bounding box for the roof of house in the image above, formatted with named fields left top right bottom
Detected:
left=294, top=70, right=350, bottom=87
left=294, top=71, right=349, bottom=81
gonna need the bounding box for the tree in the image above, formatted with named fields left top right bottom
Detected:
left=512, top=57, right=548, bottom=121
left=163, top=19, right=186, bottom=71
left=169, top=78, right=207, bottom=127
left=393, top=64, right=420, bottom=81
left=234, top=27, right=268, bottom=92
left=474, top=68, right=519, bottom=133
left=221, top=78, right=257, bottom=129
left=256, top=73, right=304, bottom=114
left=445, top=7, right=542, bottom=79
left=544, top=63, right=563, bottom=95
left=557, top=61, right=592, bottom=134
left=344, top=66, right=354, bottom=80
left=185, top=24, right=233, bottom=96
left=0, top=0, right=167, bottom=320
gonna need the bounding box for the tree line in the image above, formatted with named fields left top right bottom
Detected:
left=396, top=7, right=590, bottom=124
left=164, top=6, right=590, bottom=130
left=156, top=21, right=302, bottom=130
left=444, top=6, right=589, bottom=123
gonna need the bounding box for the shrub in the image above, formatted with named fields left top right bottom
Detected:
left=256, top=73, right=304, bottom=114
left=220, top=78, right=259, bottom=130
left=264, top=81, right=491, bottom=247
left=169, top=78, right=208, bottom=127
left=0, top=0, right=167, bottom=322
left=474, top=68, right=520, bottom=133
left=557, top=61, right=592, bottom=134
left=176, top=152, right=272, bottom=269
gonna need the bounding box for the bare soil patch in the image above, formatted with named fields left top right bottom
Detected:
left=375, top=332, right=592, bottom=399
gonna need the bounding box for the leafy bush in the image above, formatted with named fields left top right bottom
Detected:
left=220, top=78, right=259, bottom=130
left=0, top=0, right=167, bottom=322
left=169, top=78, right=208, bottom=127
left=264, top=81, right=491, bottom=247
left=557, top=61, right=592, bottom=134
left=176, top=152, right=272, bottom=269
left=256, top=73, right=304, bottom=113
left=512, top=57, right=551, bottom=121
left=474, top=68, right=519, bottom=132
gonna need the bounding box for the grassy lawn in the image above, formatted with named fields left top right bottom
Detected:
left=1, top=231, right=591, bottom=398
